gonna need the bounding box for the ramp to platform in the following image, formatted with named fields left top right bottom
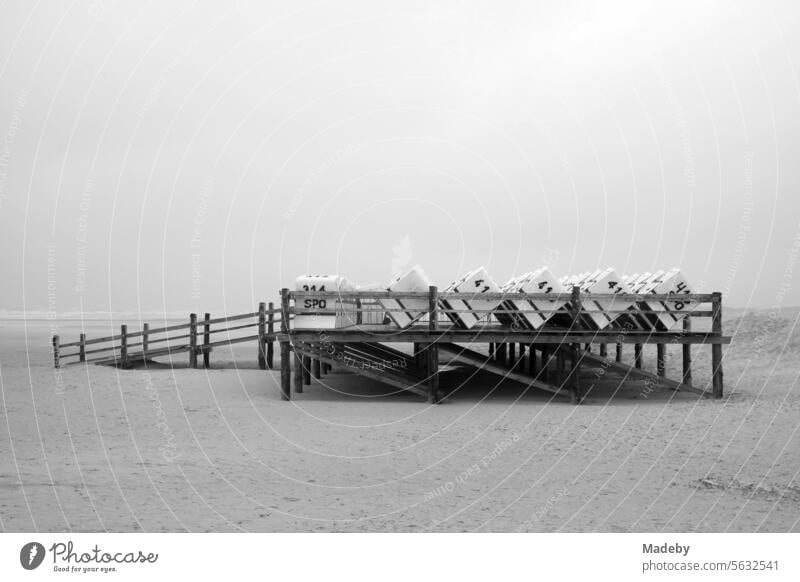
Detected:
left=292, top=340, right=429, bottom=398
left=437, top=343, right=571, bottom=399
left=578, top=349, right=706, bottom=396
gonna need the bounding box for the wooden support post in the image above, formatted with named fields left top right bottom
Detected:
left=293, top=348, right=303, bottom=394
left=427, top=286, right=439, bottom=404
left=142, top=323, right=149, bottom=359
left=571, top=344, right=582, bottom=404
left=497, top=342, right=507, bottom=365
left=599, top=343, right=607, bottom=358
left=313, top=357, right=321, bottom=379
left=541, top=345, right=549, bottom=381
left=257, top=302, right=267, bottom=370
left=79, top=333, right=86, bottom=363
left=616, top=342, right=622, bottom=362
left=302, top=355, right=311, bottom=385
left=634, top=343, right=642, bottom=369
left=518, top=343, right=526, bottom=367
left=280, top=289, right=291, bottom=400
left=488, top=342, right=494, bottom=360
left=267, top=302, right=275, bottom=369
left=529, top=344, right=537, bottom=375
left=52, top=335, right=60, bottom=368
left=189, top=314, right=198, bottom=369
left=571, top=286, right=582, bottom=329
left=656, top=343, right=666, bottom=377
left=509, top=342, right=516, bottom=363
left=556, top=350, right=565, bottom=380
left=121, top=324, right=128, bottom=368
left=682, top=316, right=692, bottom=385
left=203, top=313, right=211, bottom=369
left=711, top=292, right=724, bottom=399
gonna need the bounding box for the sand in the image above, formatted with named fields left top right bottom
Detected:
left=1, top=310, right=799, bottom=532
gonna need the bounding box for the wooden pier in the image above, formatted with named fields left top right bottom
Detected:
left=278, top=287, right=730, bottom=404
left=51, top=287, right=729, bottom=405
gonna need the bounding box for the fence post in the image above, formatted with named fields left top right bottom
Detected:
left=682, top=316, right=692, bottom=385
left=120, top=325, right=128, bottom=368
left=52, top=335, right=60, bottom=368
left=203, top=313, right=211, bottom=368
left=280, top=289, right=291, bottom=400
left=267, top=302, right=275, bottom=369
left=427, top=285, right=439, bottom=404
left=711, top=292, right=724, bottom=399
left=142, top=323, right=149, bottom=359
left=258, top=302, right=267, bottom=370
left=79, top=333, right=86, bottom=363
left=189, top=314, right=198, bottom=369
left=657, top=343, right=666, bottom=377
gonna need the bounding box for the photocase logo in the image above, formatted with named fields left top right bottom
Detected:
left=20, top=542, right=45, bottom=570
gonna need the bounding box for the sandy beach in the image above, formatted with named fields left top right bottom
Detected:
left=1, top=310, right=799, bottom=533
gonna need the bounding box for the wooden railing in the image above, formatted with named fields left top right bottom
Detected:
left=286, top=288, right=722, bottom=335
left=52, top=302, right=290, bottom=370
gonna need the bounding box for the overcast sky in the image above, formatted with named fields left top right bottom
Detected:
left=1, top=0, right=799, bottom=314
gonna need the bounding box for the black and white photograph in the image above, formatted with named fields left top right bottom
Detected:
left=1, top=0, right=799, bottom=579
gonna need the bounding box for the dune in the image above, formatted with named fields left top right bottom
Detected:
left=1, top=309, right=798, bottom=532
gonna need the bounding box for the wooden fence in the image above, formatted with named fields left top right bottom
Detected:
left=52, top=302, right=288, bottom=370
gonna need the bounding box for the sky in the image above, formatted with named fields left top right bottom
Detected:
left=1, top=0, right=799, bottom=315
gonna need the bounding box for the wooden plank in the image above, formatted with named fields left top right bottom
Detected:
left=286, top=329, right=731, bottom=345
left=205, top=312, right=260, bottom=325
left=205, top=334, right=260, bottom=349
